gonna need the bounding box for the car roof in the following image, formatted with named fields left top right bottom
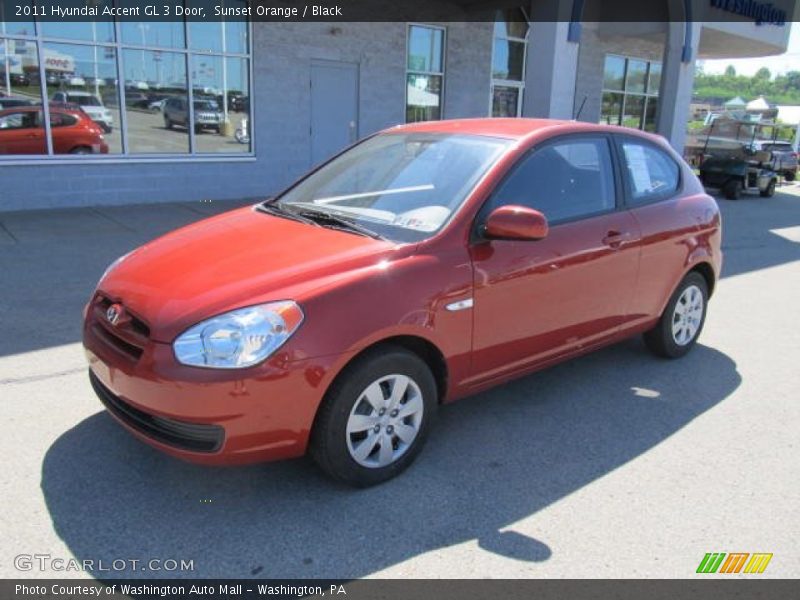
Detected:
left=385, top=118, right=658, bottom=142
left=387, top=118, right=571, bottom=139
left=382, top=117, right=668, bottom=146
left=0, top=105, right=84, bottom=117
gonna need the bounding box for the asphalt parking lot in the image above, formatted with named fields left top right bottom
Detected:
left=97, top=107, right=248, bottom=154
left=0, top=184, right=798, bottom=579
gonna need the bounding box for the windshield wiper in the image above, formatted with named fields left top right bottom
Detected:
left=255, top=202, right=319, bottom=226
left=291, top=207, right=386, bottom=240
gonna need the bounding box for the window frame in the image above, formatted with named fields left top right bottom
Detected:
left=0, top=8, right=254, bottom=164
left=612, top=134, right=683, bottom=207
left=404, top=22, right=447, bottom=124
left=488, top=11, right=529, bottom=118
left=473, top=132, right=624, bottom=239
left=600, top=53, right=661, bottom=132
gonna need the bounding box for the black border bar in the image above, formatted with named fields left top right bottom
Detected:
left=0, top=0, right=797, bottom=23
left=4, top=579, right=799, bottom=600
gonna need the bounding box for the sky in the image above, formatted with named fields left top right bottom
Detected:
left=700, top=22, right=800, bottom=76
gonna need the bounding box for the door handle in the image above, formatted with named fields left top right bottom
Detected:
left=602, top=230, right=632, bottom=247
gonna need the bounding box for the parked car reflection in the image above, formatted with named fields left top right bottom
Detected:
left=0, top=105, right=108, bottom=155
left=51, top=91, right=114, bottom=133
left=163, top=97, right=223, bottom=134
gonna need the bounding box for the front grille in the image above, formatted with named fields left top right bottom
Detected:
left=90, top=295, right=149, bottom=361
left=96, top=295, right=150, bottom=337
left=91, top=324, right=143, bottom=360
left=90, top=371, right=224, bottom=453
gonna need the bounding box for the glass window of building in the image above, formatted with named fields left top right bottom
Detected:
left=600, top=54, right=661, bottom=133
left=490, top=9, right=528, bottom=118
left=406, top=24, right=445, bottom=123
left=0, top=37, right=46, bottom=154
left=0, top=10, right=251, bottom=159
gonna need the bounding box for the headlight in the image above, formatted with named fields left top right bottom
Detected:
left=173, top=301, right=304, bottom=369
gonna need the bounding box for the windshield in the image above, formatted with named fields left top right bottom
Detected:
left=271, top=132, right=510, bottom=243
left=194, top=100, right=219, bottom=111
left=74, top=96, right=101, bottom=107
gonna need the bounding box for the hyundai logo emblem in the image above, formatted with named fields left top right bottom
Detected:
left=106, top=304, right=123, bottom=326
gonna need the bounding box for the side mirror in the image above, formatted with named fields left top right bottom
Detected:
left=483, top=205, right=549, bottom=241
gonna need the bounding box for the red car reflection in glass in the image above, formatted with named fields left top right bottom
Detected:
left=84, top=119, right=722, bottom=486
left=0, top=105, right=108, bottom=155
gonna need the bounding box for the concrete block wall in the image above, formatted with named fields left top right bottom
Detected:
left=0, top=21, right=493, bottom=212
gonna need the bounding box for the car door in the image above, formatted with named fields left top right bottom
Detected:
left=613, top=135, right=691, bottom=327
left=49, top=112, right=81, bottom=154
left=468, top=134, right=642, bottom=382
left=0, top=110, right=45, bottom=154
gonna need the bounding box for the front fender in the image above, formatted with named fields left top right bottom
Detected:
left=285, top=246, right=475, bottom=395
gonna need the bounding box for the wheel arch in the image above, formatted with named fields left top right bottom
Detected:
left=335, top=335, right=449, bottom=404
left=688, top=261, right=716, bottom=298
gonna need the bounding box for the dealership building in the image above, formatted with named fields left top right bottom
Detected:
left=1, top=0, right=798, bottom=212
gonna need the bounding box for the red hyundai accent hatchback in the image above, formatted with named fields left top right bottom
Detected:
left=84, top=119, right=721, bottom=486
left=0, top=105, right=109, bottom=155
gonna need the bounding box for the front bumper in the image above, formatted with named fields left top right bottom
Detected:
left=83, top=302, right=343, bottom=465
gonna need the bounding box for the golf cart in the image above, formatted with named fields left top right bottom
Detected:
left=698, top=117, right=781, bottom=200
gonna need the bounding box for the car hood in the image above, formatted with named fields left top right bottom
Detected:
left=98, top=206, right=400, bottom=342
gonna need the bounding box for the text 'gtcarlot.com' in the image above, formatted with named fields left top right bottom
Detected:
left=14, top=553, right=195, bottom=572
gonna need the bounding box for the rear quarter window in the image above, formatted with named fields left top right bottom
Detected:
left=50, top=113, right=79, bottom=128
left=619, top=139, right=680, bottom=205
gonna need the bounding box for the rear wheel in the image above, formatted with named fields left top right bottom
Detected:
left=69, top=146, right=91, bottom=154
left=164, top=117, right=172, bottom=130
left=310, top=346, right=437, bottom=487
left=644, top=272, right=708, bottom=359
left=723, top=178, right=742, bottom=200
left=760, top=179, right=776, bottom=197
left=785, top=170, right=796, bottom=182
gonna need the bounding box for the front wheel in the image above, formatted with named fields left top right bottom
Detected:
left=723, top=178, right=742, bottom=200
left=644, top=272, right=709, bottom=359
left=310, top=346, right=437, bottom=487
left=760, top=179, right=776, bottom=197
left=784, top=170, right=796, bottom=182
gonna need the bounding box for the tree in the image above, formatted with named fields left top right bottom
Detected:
left=724, top=65, right=736, bottom=77
left=754, top=67, right=771, bottom=81
left=784, top=71, right=800, bottom=90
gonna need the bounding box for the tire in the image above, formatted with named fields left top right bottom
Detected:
left=760, top=179, right=776, bottom=197
left=723, top=178, right=742, bottom=200
left=644, top=272, right=709, bottom=359
left=785, top=170, right=796, bottom=182
left=310, top=345, right=438, bottom=487
left=164, top=118, right=172, bottom=130
left=69, top=146, right=91, bottom=154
